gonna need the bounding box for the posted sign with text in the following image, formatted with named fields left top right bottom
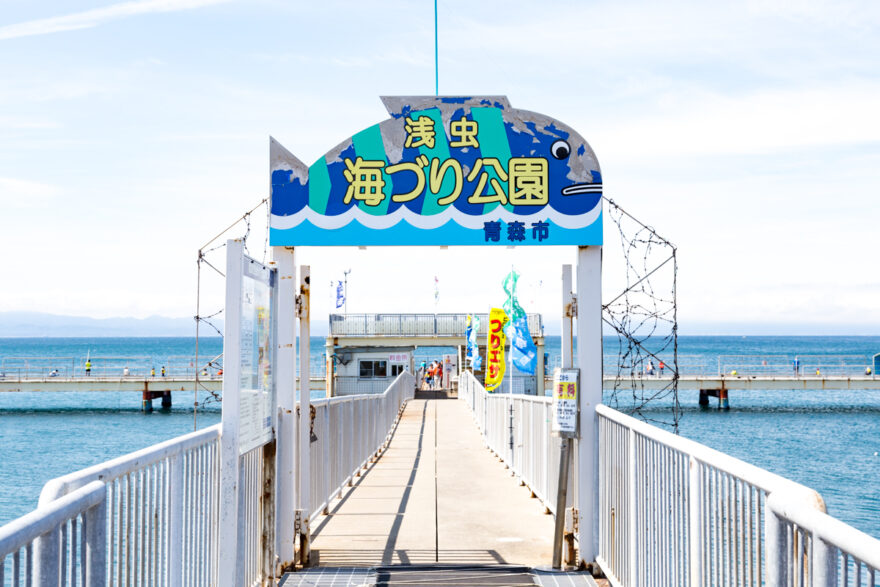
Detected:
left=552, top=368, right=579, bottom=438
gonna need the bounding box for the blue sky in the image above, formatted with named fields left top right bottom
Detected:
left=0, top=0, right=878, bottom=334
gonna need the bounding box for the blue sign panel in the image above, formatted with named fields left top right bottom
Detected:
left=270, top=96, right=602, bottom=246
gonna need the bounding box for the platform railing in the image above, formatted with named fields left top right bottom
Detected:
left=34, top=424, right=222, bottom=586
left=329, top=312, right=543, bottom=338
left=0, top=372, right=415, bottom=586
left=308, top=372, right=416, bottom=520
left=458, top=370, right=563, bottom=514
left=0, top=480, right=106, bottom=586
left=596, top=404, right=880, bottom=587
left=766, top=495, right=880, bottom=587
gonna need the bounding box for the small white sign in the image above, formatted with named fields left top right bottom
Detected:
left=552, top=368, right=578, bottom=437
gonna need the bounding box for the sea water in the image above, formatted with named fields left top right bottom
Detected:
left=1, top=335, right=879, bottom=542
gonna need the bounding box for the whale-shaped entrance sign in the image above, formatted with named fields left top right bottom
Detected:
left=269, top=96, right=602, bottom=246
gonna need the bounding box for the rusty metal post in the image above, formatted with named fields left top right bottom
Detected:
left=261, top=439, right=277, bottom=581
left=298, top=265, right=311, bottom=565
left=142, top=383, right=153, bottom=412
left=552, top=437, right=572, bottom=569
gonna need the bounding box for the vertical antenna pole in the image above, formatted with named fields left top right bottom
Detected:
left=434, top=0, right=439, bottom=95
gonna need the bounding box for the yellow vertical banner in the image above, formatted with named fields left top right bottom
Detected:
left=485, top=307, right=509, bottom=391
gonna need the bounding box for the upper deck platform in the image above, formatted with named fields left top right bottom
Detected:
left=328, top=313, right=544, bottom=347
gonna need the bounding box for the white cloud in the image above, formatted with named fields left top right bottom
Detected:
left=0, top=0, right=234, bottom=41
left=593, top=84, right=880, bottom=162
left=0, top=177, right=61, bottom=201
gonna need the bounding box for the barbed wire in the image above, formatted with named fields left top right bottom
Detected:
left=193, top=198, right=269, bottom=423
left=602, top=197, right=680, bottom=431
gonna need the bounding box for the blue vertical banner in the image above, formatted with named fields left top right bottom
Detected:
left=509, top=316, right=537, bottom=375
left=335, top=280, right=345, bottom=309
left=502, top=269, right=538, bottom=375
left=466, top=314, right=482, bottom=370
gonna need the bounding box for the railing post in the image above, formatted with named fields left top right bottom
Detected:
left=168, top=453, right=184, bottom=587
left=575, top=245, right=603, bottom=566
left=298, top=265, right=312, bottom=564
left=688, top=456, right=701, bottom=587
left=629, top=429, right=638, bottom=586
left=813, top=538, right=839, bottom=587
left=84, top=489, right=108, bottom=587
left=34, top=526, right=60, bottom=586
left=273, top=246, right=297, bottom=573
left=218, top=239, right=244, bottom=587
left=765, top=493, right=788, bottom=587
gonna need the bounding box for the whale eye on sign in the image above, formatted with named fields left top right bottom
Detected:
left=270, top=96, right=603, bottom=247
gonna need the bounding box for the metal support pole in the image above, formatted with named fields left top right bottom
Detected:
left=274, top=247, right=297, bottom=573
left=85, top=496, right=107, bottom=586
left=575, top=246, right=602, bottom=567
left=298, top=265, right=312, bottom=565
left=765, top=493, right=788, bottom=587
left=629, top=429, right=638, bottom=586
left=562, top=265, right=573, bottom=369
left=552, top=438, right=572, bottom=569
left=218, top=239, right=244, bottom=587
left=168, top=453, right=184, bottom=587
left=688, top=456, right=701, bottom=587
left=813, top=538, right=839, bottom=587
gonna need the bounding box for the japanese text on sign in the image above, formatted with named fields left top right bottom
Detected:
left=485, top=308, right=509, bottom=392
left=342, top=155, right=550, bottom=208
left=552, top=369, right=578, bottom=437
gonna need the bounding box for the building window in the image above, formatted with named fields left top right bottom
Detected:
left=391, top=364, right=405, bottom=376
left=359, top=360, right=388, bottom=378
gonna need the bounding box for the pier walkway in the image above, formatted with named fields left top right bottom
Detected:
left=306, top=394, right=555, bottom=569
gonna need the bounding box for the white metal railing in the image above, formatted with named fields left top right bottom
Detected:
left=0, top=481, right=106, bottom=586
left=767, top=495, right=880, bottom=587
left=596, top=404, right=880, bottom=587
left=308, top=372, right=416, bottom=520
left=1, top=373, right=414, bottom=586
left=458, top=370, right=564, bottom=514
left=329, top=313, right=543, bottom=338
left=39, top=424, right=221, bottom=586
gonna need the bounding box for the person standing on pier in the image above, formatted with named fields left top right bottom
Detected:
left=151, top=366, right=156, bottom=377
left=793, top=356, right=800, bottom=376
left=84, top=359, right=91, bottom=376
left=435, top=360, right=443, bottom=390
left=161, top=366, right=166, bottom=377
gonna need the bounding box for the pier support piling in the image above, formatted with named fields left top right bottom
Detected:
left=699, top=389, right=710, bottom=407
left=161, top=390, right=172, bottom=409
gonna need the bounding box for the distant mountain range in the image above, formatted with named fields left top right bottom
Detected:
left=0, top=311, right=210, bottom=337
left=0, top=311, right=875, bottom=338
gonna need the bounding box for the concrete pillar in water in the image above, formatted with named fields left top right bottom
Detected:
left=161, top=391, right=172, bottom=409
left=142, top=389, right=153, bottom=412
left=719, top=388, right=730, bottom=410
left=699, top=390, right=710, bottom=407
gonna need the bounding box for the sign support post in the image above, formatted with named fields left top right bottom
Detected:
left=297, top=265, right=311, bottom=564
left=273, top=246, right=297, bottom=572
left=549, top=263, right=576, bottom=570
left=576, top=245, right=603, bottom=568
left=218, top=239, right=244, bottom=587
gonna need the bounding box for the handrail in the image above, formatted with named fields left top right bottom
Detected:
left=39, top=423, right=222, bottom=504
left=0, top=481, right=104, bottom=557
left=307, top=371, right=416, bottom=521
left=457, top=370, right=559, bottom=514
left=767, top=494, right=880, bottom=586
left=595, top=404, right=823, bottom=501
